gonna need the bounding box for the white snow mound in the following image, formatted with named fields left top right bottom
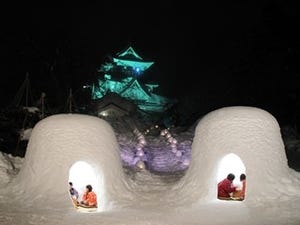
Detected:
left=177, top=106, right=300, bottom=205
left=12, top=114, right=131, bottom=209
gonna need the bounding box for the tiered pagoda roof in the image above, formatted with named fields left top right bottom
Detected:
left=92, top=46, right=175, bottom=113
left=112, top=46, right=154, bottom=72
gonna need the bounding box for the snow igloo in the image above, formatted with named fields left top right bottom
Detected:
left=178, top=106, right=292, bottom=204
left=13, top=114, right=130, bottom=210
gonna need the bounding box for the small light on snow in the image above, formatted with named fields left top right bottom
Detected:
left=175, top=151, right=182, bottom=157
left=182, top=158, right=190, bottom=166
left=139, top=139, right=146, bottom=145
left=136, top=150, right=144, bottom=157
left=136, top=160, right=145, bottom=170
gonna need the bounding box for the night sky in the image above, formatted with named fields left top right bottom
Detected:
left=1, top=2, right=300, bottom=126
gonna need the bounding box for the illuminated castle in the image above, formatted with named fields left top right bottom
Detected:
left=91, top=46, right=174, bottom=115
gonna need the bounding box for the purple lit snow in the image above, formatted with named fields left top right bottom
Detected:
left=118, top=126, right=192, bottom=172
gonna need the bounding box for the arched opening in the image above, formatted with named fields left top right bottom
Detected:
left=217, top=153, right=246, bottom=201
left=68, top=161, right=99, bottom=211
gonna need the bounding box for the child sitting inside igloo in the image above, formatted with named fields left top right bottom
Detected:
left=217, top=173, right=237, bottom=200
left=232, top=173, right=246, bottom=200
left=77, top=184, right=98, bottom=208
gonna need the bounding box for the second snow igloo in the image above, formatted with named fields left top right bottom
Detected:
left=14, top=114, right=130, bottom=209
left=179, top=106, right=291, bottom=204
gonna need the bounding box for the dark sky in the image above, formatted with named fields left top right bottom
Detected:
left=1, top=2, right=300, bottom=126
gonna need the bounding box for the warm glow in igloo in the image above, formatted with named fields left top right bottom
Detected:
left=217, top=153, right=246, bottom=186
left=69, top=161, right=99, bottom=201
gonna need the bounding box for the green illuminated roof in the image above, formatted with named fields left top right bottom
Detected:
left=91, top=76, right=173, bottom=112
left=113, top=46, right=154, bottom=72
left=117, top=46, right=143, bottom=60
left=112, top=58, right=154, bottom=71
left=91, top=46, right=175, bottom=113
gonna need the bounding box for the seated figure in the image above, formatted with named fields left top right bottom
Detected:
left=69, top=182, right=79, bottom=200
left=232, top=173, right=246, bottom=200
left=218, top=173, right=237, bottom=200
left=78, top=184, right=98, bottom=208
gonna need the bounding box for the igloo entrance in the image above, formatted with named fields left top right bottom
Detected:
left=68, top=161, right=100, bottom=210
left=217, top=153, right=246, bottom=201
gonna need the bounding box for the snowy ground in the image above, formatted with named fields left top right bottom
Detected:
left=0, top=166, right=300, bottom=225
left=0, top=107, right=300, bottom=225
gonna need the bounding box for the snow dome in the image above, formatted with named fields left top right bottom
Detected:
left=178, top=106, right=298, bottom=204
left=13, top=114, right=131, bottom=210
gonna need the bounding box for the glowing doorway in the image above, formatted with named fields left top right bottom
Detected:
left=217, top=153, right=246, bottom=200
left=68, top=161, right=99, bottom=204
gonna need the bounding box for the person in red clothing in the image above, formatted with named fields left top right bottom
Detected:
left=218, top=173, right=237, bottom=200
left=79, top=184, right=98, bottom=208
